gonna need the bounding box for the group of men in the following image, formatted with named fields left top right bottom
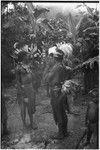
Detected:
left=15, top=42, right=73, bottom=138
left=2, top=41, right=98, bottom=148
left=15, top=42, right=73, bottom=139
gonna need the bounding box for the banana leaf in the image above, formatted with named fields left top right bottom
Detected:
left=26, top=3, right=36, bottom=31
left=83, top=26, right=99, bottom=33
left=67, top=13, right=77, bottom=43
left=83, top=3, right=94, bottom=17
left=75, top=16, right=84, bottom=31
left=75, top=56, right=99, bottom=70
left=82, top=56, right=99, bottom=67
left=26, top=3, right=35, bottom=16
left=33, top=7, right=49, bottom=19
left=42, top=19, right=54, bottom=30
left=26, top=3, right=52, bottom=34
left=67, top=13, right=87, bottom=43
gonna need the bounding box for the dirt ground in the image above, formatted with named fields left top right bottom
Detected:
left=1, top=86, right=89, bottom=149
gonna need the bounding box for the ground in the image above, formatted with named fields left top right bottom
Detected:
left=1, top=86, right=88, bottom=149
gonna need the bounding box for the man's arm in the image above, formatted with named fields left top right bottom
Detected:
left=64, top=66, right=73, bottom=80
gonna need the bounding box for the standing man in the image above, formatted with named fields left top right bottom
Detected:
left=47, top=48, right=72, bottom=139
left=16, top=51, right=37, bottom=129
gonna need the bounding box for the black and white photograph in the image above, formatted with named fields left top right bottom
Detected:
left=1, top=1, right=99, bottom=149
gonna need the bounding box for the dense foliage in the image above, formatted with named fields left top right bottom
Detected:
left=1, top=2, right=99, bottom=86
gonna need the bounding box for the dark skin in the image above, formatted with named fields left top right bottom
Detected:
left=46, top=56, right=73, bottom=139
left=76, top=91, right=98, bottom=149
left=47, top=57, right=73, bottom=112
left=85, top=99, right=98, bottom=147
left=16, top=55, right=37, bottom=129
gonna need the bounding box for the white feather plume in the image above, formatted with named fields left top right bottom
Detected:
left=48, top=46, right=57, bottom=55
left=58, top=43, right=73, bottom=57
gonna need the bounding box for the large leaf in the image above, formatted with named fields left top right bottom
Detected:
left=26, top=3, right=35, bottom=15
left=36, top=18, right=45, bottom=24
left=36, top=18, right=54, bottom=32
left=67, top=13, right=77, bottom=43
left=75, top=56, right=99, bottom=70
left=75, top=15, right=84, bottom=31
left=82, top=56, right=99, bottom=69
left=26, top=3, right=50, bottom=35
left=83, top=3, right=94, bottom=17
left=26, top=3, right=36, bottom=31
left=42, top=19, right=54, bottom=30
left=83, top=26, right=99, bottom=35
left=33, top=7, right=49, bottom=19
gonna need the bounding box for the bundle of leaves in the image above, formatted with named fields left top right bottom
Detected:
left=76, top=4, right=99, bottom=61
left=61, top=79, right=81, bottom=95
